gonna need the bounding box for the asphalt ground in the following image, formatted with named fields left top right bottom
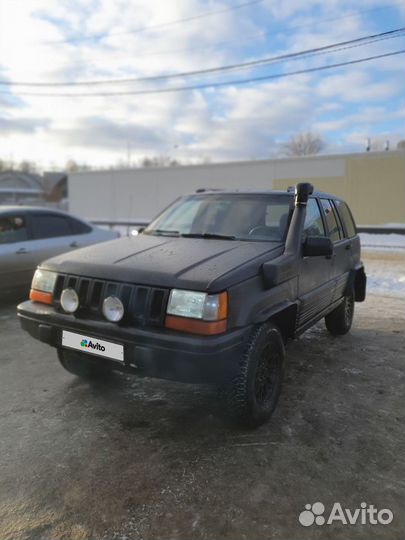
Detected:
left=0, top=266, right=404, bottom=539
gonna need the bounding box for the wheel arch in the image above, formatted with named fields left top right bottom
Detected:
left=265, top=302, right=298, bottom=342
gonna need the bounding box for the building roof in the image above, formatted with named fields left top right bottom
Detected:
left=0, top=170, right=44, bottom=194
left=69, top=149, right=405, bottom=176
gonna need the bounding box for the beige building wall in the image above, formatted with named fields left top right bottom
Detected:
left=70, top=151, right=405, bottom=226
left=272, top=151, right=405, bottom=225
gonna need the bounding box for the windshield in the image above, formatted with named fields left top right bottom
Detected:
left=144, top=193, right=293, bottom=242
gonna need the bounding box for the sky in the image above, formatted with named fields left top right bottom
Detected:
left=0, top=0, right=404, bottom=169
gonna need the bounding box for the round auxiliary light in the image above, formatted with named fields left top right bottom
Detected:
left=103, top=296, right=124, bottom=322
left=60, top=288, right=79, bottom=313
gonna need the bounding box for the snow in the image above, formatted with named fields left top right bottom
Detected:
left=360, top=233, right=405, bottom=252
left=362, top=251, right=405, bottom=298
left=366, top=265, right=405, bottom=298
left=360, top=234, right=404, bottom=297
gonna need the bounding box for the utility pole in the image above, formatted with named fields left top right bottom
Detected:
left=126, top=141, right=132, bottom=167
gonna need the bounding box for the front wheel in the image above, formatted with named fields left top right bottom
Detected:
left=325, top=288, right=355, bottom=335
left=226, top=323, right=285, bottom=428
left=58, top=349, right=113, bottom=380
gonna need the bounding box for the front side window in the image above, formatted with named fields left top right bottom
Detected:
left=0, top=215, right=28, bottom=244
left=303, top=198, right=326, bottom=238
left=31, top=214, right=72, bottom=239
left=320, top=199, right=343, bottom=242
left=145, top=194, right=293, bottom=242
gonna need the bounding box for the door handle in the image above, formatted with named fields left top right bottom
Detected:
left=16, top=247, right=28, bottom=255
left=70, top=241, right=79, bottom=248
left=345, top=243, right=352, bottom=250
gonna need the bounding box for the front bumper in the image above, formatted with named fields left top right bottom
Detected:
left=17, top=301, right=250, bottom=384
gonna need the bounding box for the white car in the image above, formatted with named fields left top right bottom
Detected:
left=0, top=206, right=119, bottom=297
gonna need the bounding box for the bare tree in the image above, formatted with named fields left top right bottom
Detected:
left=0, top=158, right=16, bottom=171
left=65, top=159, right=91, bottom=172
left=282, top=132, right=325, bottom=156
left=19, top=160, right=38, bottom=173
left=140, top=155, right=180, bottom=167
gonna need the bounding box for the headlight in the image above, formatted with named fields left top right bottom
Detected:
left=167, top=290, right=206, bottom=319
left=31, top=269, right=57, bottom=293
left=30, top=269, right=57, bottom=305
left=60, top=288, right=79, bottom=314
left=103, top=296, right=124, bottom=322
left=167, top=289, right=227, bottom=321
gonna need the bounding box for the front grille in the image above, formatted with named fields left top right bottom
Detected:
left=54, top=274, right=169, bottom=327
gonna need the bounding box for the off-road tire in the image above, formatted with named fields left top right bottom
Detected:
left=58, top=349, right=112, bottom=379
left=325, top=288, right=355, bottom=335
left=226, top=322, right=285, bottom=428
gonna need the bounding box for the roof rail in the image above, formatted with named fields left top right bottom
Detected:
left=195, top=188, right=223, bottom=193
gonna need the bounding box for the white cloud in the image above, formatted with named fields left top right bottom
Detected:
left=0, top=0, right=403, bottom=167
left=317, top=70, right=403, bottom=102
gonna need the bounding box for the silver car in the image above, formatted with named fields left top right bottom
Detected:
left=0, top=206, right=119, bottom=297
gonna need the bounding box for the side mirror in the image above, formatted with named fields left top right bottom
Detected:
left=303, top=236, right=333, bottom=257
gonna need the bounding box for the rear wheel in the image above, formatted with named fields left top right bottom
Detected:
left=226, top=322, right=285, bottom=428
left=58, top=349, right=113, bottom=379
left=325, top=288, right=355, bottom=335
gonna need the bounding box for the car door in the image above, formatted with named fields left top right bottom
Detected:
left=0, top=212, right=37, bottom=292
left=297, top=197, right=334, bottom=328
left=65, top=216, right=98, bottom=248
left=26, top=212, right=83, bottom=268
left=319, top=199, right=350, bottom=303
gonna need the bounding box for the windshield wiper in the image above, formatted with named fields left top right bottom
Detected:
left=144, top=229, right=180, bottom=237
left=182, top=232, right=236, bottom=240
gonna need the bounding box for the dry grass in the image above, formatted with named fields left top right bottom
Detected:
left=0, top=499, right=90, bottom=540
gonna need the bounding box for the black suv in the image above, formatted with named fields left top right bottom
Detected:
left=18, top=183, right=366, bottom=427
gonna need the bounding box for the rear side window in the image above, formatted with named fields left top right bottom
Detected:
left=0, top=215, right=27, bottom=244
left=303, top=198, right=326, bottom=238
left=30, top=214, right=72, bottom=239
left=68, top=217, right=92, bottom=235
left=334, top=200, right=356, bottom=237
left=320, top=199, right=343, bottom=242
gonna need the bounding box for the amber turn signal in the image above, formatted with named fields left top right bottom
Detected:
left=165, top=315, right=227, bottom=335
left=215, top=291, right=228, bottom=320
left=29, top=289, right=53, bottom=305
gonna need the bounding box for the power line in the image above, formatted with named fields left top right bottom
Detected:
left=39, top=0, right=405, bottom=49
left=43, top=0, right=264, bottom=45
left=2, top=29, right=403, bottom=87
left=3, top=50, right=403, bottom=98
left=124, top=2, right=405, bottom=60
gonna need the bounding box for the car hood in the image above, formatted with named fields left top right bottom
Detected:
left=42, top=235, right=284, bottom=291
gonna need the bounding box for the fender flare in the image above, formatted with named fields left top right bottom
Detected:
left=252, top=301, right=299, bottom=340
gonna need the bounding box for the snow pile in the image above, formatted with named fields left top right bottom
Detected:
left=360, top=234, right=404, bottom=297
left=363, top=253, right=405, bottom=298
left=366, top=269, right=405, bottom=298
left=360, top=233, right=405, bottom=252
